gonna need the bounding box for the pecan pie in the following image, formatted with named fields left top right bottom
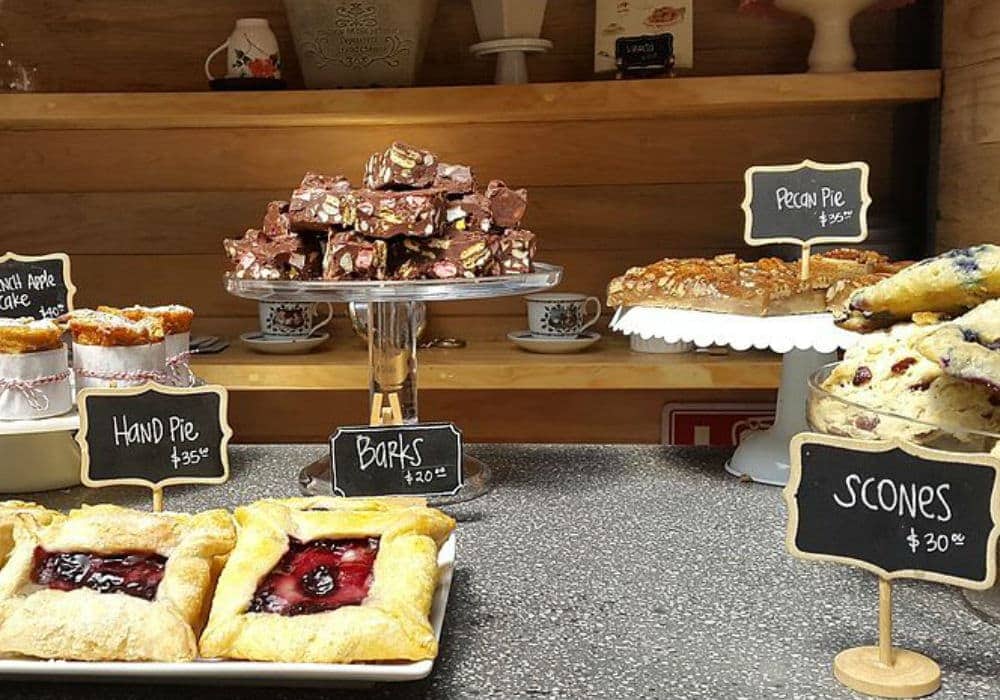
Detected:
left=606, top=249, right=891, bottom=316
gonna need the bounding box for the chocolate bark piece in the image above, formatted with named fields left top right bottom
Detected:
left=224, top=228, right=322, bottom=280
left=434, top=162, right=476, bottom=197
left=388, top=237, right=438, bottom=280
left=422, top=231, right=499, bottom=279
left=261, top=200, right=291, bottom=239
left=363, top=142, right=438, bottom=190
left=354, top=187, right=446, bottom=239
left=494, top=228, right=536, bottom=275
left=444, top=192, right=493, bottom=234
left=322, top=231, right=388, bottom=281
left=288, top=172, right=354, bottom=232
left=485, top=180, right=528, bottom=228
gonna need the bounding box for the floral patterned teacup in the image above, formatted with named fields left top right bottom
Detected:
left=526, top=293, right=602, bottom=338
left=258, top=302, right=333, bottom=339
left=204, top=18, right=282, bottom=81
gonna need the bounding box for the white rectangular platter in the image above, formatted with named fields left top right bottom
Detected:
left=0, top=535, right=455, bottom=685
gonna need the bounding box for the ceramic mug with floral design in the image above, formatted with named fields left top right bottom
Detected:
left=525, top=293, right=602, bottom=338
left=258, top=301, right=333, bottom=339
left=204, top=18, right=282, bottom=81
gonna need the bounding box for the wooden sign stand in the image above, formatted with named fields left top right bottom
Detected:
left=741, top=159, right=872, bottom=281
left=370, top=391, right=404, bottom=427
left=833, top=578, right=940, bottom=698
left=787, top=433, right=1000, bottom=699
left=77, top=382, right=232, bottom=514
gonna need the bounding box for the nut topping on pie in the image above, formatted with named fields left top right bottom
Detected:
left=31, top=547, right=166, bottom=601
left=249, top=537, right=378, bottom=616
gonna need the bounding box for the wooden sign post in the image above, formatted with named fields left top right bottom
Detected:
left=76, top=383, right=232, bottom=511
left=742, top=160, right=872, bottom=279
left=785, top=433, right=1000, bottom=698
left=0, top=251, right=76, bottom=320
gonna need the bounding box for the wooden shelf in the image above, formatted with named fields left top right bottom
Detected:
left=0, top=71, right=940, bottom=130
left=191, top=335, right=781, bottom=392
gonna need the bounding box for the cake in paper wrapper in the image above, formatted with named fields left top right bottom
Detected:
left=0, top=319, right=71, bottom=420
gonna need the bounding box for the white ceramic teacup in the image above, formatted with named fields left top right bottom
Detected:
left=258, top=302, right=333, bottom=339
left=204, top=18, right=282, bottom=81
left=525, top=293, right=601, bottom=337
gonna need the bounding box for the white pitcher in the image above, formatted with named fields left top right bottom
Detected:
left=204, top=18, right=282, bottom=80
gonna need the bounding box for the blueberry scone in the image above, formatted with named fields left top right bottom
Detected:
left=917, top=299, right=1000, bottom=393
left=813, top=323, right=1000, bottom=446
left=836, top=245, right=1000, bottom=331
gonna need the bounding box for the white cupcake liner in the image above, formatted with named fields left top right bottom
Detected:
left=0, top=346, right=73, bottom=420
left=73, top=342, right=167, bottom=392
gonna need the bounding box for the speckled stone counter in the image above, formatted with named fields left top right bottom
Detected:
left=4, top=444, right=1000, bottom=699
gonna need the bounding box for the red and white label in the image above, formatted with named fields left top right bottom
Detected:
left=662, top=403, right=776, bottom=447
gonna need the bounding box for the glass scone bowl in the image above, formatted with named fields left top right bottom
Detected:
left=807, top=363, right=1000, bottom=456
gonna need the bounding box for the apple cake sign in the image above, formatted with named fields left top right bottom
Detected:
left=0, top=252, right=76, bottom=320
left=330, top=423, right=463, bottom=497
left=742, top=160, right=871, bottom=247
left=785, top=433, right=1000, bottom=587
left=77, top=384, right=232, bottom=493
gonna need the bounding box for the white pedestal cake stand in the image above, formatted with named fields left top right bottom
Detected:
left=610, top=307, right=860, bottom=486
left=0, top=410, right=81, bottom=493
left=226, top=263, right=563, bottom=504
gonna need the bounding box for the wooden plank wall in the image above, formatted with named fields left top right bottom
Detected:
left=0, top=0, right=937, bottom=442
left=939, top=1, right=1000, bottom=251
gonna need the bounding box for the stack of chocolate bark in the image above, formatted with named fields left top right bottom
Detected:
left=224, top=142, right=537, bottom=281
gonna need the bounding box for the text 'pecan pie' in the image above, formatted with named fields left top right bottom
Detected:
left=199, top=496, right=455, bottom=664
left=0, top=504, right=235, bottom=661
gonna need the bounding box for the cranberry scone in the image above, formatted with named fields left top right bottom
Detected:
left=837, top=244, right=1000, bottom=331
left=199, top=496, right=455, bottom=663
left=0, top=504, right=234, bottom=661
left=812, top=323, right=1000, bottom=445
left=916, top=299, right=1000, bottom=393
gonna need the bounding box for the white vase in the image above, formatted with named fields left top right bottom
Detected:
left=469, top=0, right=551, bottom=84
left=774, top=0, right=879, bottom=73
left=284, top=0, right=438, bottom=88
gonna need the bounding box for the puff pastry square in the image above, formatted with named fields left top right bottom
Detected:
left=0, top=501, right=62, bottom=568
left=199, top=496, right=455, bottom=663
left=0, top=504, right=234, bottom=661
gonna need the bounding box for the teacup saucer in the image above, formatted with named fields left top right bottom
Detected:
left=240, top=331, right=329, bottom=355
left=507, top=330, right=600, bottom=354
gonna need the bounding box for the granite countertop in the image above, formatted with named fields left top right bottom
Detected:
left=4, top=444, right=1000, bottom=699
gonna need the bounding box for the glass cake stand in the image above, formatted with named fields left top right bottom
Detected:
left=225, top=263, right=563, bottom=503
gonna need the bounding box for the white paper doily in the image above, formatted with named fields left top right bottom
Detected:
left=610, top=307, right=860, bottom=354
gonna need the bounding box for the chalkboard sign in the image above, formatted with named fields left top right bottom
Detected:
left=785, top=433, right=1000, bottom=589
left=330, top=423, right=463, bottom=498
left=742, top=160, right=871, bottom=247
left=0, top=252, right=76, bottom=320
left=77, top=383, right=231, bottom=490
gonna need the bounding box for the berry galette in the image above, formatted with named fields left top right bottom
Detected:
left=0, top=501, right=62, bottom=568
left=0, top=504, right=234, bottom=661
left=199, top=496, right=455, bottom=663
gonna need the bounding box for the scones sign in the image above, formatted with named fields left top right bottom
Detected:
left=329, top=422, right=463, bottom=498
left=0, top=252, right=76, bottom=320
left=785, top=433, right=1000, bottom=698
left=77, top=383, right=232, bottom=511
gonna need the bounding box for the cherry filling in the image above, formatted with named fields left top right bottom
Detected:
left=30, top=547, right=166, bottom=601
left=248, top=537, right=379, bottom=616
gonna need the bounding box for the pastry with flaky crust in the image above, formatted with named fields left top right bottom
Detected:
left=0, top=504, right=234, bottom=661
left=199, top=496, right=455, bottom=663
left=0, top=501, right=62, bottom=567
